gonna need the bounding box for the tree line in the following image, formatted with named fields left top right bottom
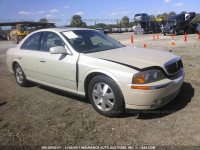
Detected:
left=39, top=11, right=200, bottom=28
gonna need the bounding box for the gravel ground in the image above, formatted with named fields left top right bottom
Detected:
left=0, top=33, right=200, bottom=149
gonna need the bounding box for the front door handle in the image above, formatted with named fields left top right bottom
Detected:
left=18, top=56, right=22, bottom=59
left=39, top=59, right=46, bottom=63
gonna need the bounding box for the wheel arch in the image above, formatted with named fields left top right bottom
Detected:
left=12, top=60, right=22, bottom=72
left=82, top=70, right=119, bottom=97
left=85, top=72, right=126, bottom=116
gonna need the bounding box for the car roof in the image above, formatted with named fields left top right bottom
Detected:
left=36, top=27, right=94, bottom=33
left=16, top=27, right=95, bottom=49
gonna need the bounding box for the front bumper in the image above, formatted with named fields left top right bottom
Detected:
left=118, top=68, right=185, bottom=110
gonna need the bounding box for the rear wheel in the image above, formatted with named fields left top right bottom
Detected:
left=88, top=75, right=125, bottom=117
left=14, top=64, right=28, bottom=87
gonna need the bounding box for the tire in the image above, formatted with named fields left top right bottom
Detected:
left=14, top=64, right=28, bottom=87
left=88, top=75, right=125, bottom=117
left=164, top=33, right=166, bottom=36
left=12, top=34, right=19, bottom=44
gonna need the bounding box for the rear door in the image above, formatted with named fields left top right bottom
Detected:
left=19, top=32, right=43, bottom=80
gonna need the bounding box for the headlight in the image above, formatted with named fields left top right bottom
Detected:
left=133, top=70, right=165, bottom=84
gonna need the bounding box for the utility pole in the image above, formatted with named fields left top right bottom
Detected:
left=119, top=20, right=121, bottom=33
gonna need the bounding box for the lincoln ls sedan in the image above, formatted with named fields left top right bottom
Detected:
left=7, top=28, right=185, bottom=117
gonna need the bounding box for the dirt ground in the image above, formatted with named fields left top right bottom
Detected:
left=0, top=33, right=200, bottom=149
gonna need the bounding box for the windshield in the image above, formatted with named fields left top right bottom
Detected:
left=166, top=21, right=177, bottom=26
left=62, top=30, right=124, bottom=53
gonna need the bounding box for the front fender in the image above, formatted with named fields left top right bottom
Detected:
left=78, top=68, right=118, bottom=93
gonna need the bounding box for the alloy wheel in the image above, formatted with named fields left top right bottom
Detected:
left=92, top=82, right=115, bottom=111
left=15, top=67, right=24, bottom=84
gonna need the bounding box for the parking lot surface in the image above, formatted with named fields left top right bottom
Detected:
left=0, top=33, right=200, bottom=148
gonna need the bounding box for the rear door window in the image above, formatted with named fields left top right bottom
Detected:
left=21, top=32, right=42, bottom=51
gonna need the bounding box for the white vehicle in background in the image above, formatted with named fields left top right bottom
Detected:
left=103, top=28, right=111, bottom=34
left=132, top=26, right=136, bottom=30
left=132, top=26, right=136, bottom=32
left=7, top=28, right=185, bottom=117
left=121, top=28, right=128, bottom=32
left=95, top=28, right=104, bottom=34
left=121, top=28, right=126, bottom=32
left=128, top=27, right=133, bottom=32
left=133, top=25, right=144, bottom=34
left=112, top=28, right=120, bottom=33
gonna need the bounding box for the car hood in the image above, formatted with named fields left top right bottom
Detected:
left=83, top=46, right=178, bottom=70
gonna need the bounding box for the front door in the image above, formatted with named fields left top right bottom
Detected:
left=37, top=31, right=78, bottom=92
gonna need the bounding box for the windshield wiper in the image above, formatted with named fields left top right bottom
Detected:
left=81, top=47, right=116, bottom=54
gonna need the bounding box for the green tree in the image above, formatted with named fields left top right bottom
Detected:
left=150, top=15, right=156, bottom=21
left=168, top=11, right=176, bottom=17
left=156, top=14, right=162, bottom=19
left=106, top=24, right=116, bottom=29
left=162, top=13, right=168, bottom=19
left=70, top=15, right=87, bottom=27
left=128, top=22, right=137, bottom=27
left=181, top=11, right=187, bottom=14
left=82, top=22, right=87, bottom=28
left=195, top=13, right=200, bottom=23
left=39, top=18, right=48, bottom=23
left=96, top=23, right=106, bottom=28
left=122, top=16, right=129, bottom=28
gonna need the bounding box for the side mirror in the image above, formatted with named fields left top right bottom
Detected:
left=50, top=46, right=72, bottom=55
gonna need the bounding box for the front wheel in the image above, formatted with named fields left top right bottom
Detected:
left=88, top=75, right=125, bottom=117
left=14, top=64, right=28, bottom=87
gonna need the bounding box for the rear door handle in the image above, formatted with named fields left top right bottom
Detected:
left=39, top=59, right=46, bottom=63
left=18, top=56, right=22, bottom=59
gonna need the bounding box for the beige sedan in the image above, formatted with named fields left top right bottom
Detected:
left=7, top=28, right=185, bottom=117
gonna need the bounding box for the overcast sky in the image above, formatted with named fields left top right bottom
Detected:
left=0, top=0, right=199, bottom=26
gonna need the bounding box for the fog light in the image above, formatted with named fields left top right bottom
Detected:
left=151, top=99, right=162, bottom=108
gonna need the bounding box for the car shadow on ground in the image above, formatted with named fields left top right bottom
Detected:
left=24, top=81, right=38, bottom=88
left=36, top=82, right=194, bottom=119
left=0, top=102, right=7, bottom=107
left=124, top=82, right=194, bottom=119
left=38, top=85, right=90, bottom=104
